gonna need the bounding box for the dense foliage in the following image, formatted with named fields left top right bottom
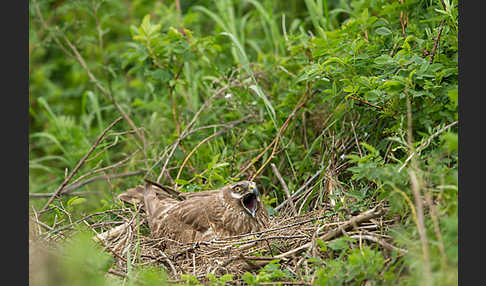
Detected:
left=29, top=0, right=458, bottom=285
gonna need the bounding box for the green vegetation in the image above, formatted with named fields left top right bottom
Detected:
left=29, top=0, right=457, bottom=285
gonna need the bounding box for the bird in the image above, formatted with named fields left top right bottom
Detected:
left=117, top=180, right=269, bottom=243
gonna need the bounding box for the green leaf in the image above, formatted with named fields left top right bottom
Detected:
left=151, top=69, right=171, bottom=83
left=174, top=179, right=190, bottom=185
left=375, top=27, right=392, bottom=36
left=316, top=239, right=328, bottom=252
left=328, top=238, right=350, bottom=251
left=67, top=196, right=87, bottom=208
left=441, top=132, right=458, bottom=153
left=374, top=54, right=394, bottom=65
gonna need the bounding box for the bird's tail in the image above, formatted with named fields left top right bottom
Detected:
left=117, top=185, right=145, bottom=205
left=118, top=182, right=177, bottom=207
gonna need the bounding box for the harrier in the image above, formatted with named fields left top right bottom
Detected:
left=118, top=180, right=269, bottom=243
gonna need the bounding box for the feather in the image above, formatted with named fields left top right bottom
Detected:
left=117, top=181, right=269, bottom=243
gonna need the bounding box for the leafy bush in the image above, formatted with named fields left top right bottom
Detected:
left=30, top=0, right=457, bottom=285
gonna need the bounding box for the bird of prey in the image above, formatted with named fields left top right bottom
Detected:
left=118, top=180, right=269, bottom=243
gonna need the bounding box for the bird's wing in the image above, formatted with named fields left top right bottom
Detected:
left=167, top=196, right=212, bottom=233
left=180, top=189, right=220, bottom=199
left=142, top=184, right=215, bottom=240
left=118, top=184, right=172, bottom=207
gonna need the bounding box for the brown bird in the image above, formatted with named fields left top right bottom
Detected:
left=118, top=180, right=269, bottom=243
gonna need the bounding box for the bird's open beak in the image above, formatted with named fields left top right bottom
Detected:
left=242, top=183, right=259, bottom=217
left=252, top=185, right=259, bottom=196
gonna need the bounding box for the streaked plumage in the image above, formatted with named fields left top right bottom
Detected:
left=118, top=181, right=269, bottom=243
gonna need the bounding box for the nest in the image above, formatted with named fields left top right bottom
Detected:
left=95, top=203, right=401, bottom=284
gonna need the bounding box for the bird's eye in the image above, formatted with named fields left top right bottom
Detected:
left=234, top=186, right=242, bottom=192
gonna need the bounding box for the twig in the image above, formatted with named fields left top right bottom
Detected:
left=156, top=81, right=242, bottom=183
left=346, top=94, right=384, bottom=111
left=72, top=149, right=141, bottom=184
left=275, top=167, right=325, bottom=211
left=160, top=250, right=178, bottom=277
left=64, top=170, right=144, bottom=193
left=39, top=117, right=123, bottom=214
left=32, top=0, right=74, bottom=59
left=409, top=170, right=432, bottom=283
left=174, top=0, right=186, bottom=36
left=271, top=163, right=297, bottom=215
left=175, top=115, right=251, bottom=186
left=57, top=28, right=146, bottom=151
left=348, top=234, right=407, bottom=255
left=192, top=253, right=196, bottom=276
left=30, top=170, right=145, bottom=198
left=234, top=89, right=315, bottom=180
left=217, top=214, right=331, bottom=240
left=398, top=120, right=458, bottom=172
left=259, top=282, right=310, bottom=286
left=350, top=120, right=362, bottom=157
left=30, top=211, right=53, bottom=232
left=234, top=137, right=277, bottom=179
left=234, top=235, right=308, bottom=246
left=47, top=208, right=132, bottom=235
left=250, top=90, right=314, bottom=180
left=85, top=135, right=120, bottom=162
left=274, top=206, right=384, bottom=259
left=169, top=63, right=185, bottom=136
left=29, top=191, right=100, bottom=198
left=399, top=0, right=407, bottom=37
left=424, top=191, right=447, bottom=267
left=430, top=0, right=448, bottom=64
left=108, top=268, right=127, bottom=278
left=430, top=20, right=445, bottom=64
left=242, top=256, right=285, bottom=261
left=406, top=88, right=432, bottom=285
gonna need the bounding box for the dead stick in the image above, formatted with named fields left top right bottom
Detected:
left=430, top=20, right=445, bottom=64
left=155, top=80, right=244, bottom=182
left=30, top=170, right=145, bottom=198
left=275, top=206, right=384, bottom=259
left=169, top=63, right=184, bottom=136
left=32, top=0, right=74, bottom=59
left=242, top=256, right=287, bottom=261
left=219, top=214, right=330, bottom=240
left=348, top=234, right=407, bottom=254
left=175, top=115, right=251, bottom=184
left=39, top=117, right=123, bottom=214
left=271, top=163, right=297, bottom=215
left=29, top=191, right=99, bottom=198
left=346, top=94, right=384, bottom=111
left=251, top=90, right=313, bottom=180
left=57, top=28, right=146, bottom=151
left=275, top=167, right=324, bottom=211
left=156, top=82, right=239, bottom=183
left=398, top=120, right=457, bottom=172
left=236, top=89, right=314, bottom=180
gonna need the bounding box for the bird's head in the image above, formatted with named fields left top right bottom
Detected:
left=226, top=181, right=260, bottom=218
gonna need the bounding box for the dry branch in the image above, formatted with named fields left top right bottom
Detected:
left=271, top=163, right=297, bottom=215
left=156, top=79, right=243, bottom=183
left=39, top=117, right=123, bottom=214
left=249, top=89, right=315, bottom=180
left=30, top=170, right=145, bottom=198
left=275, top=206, right=385, bottom=259
left=174, top=115, right=252, bottom=185
left=275, top=167, right=325, bottom=211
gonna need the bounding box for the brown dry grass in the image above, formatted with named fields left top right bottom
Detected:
left=89, top=203, right=399, bottom=284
